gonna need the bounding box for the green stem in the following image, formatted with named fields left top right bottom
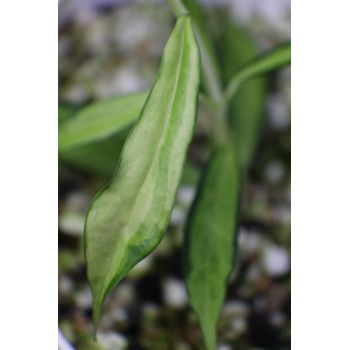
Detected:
left=166, top=0, right=223, bottom=102
left=166, top=0, right=188, bottom=16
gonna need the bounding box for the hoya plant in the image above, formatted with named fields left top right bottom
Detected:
left=59, top=1, right=290, bottom=349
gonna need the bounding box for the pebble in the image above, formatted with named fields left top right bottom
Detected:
left=169, top=206, right=186, bottom=226
left=267, top=93, right=289, bottom=130
left=59, top=191, right=89, bottom=236
left=262, top=243, right=290, bottom=277
left=269, top=311, right=286, bottom=327
left=238, top=228, right=263, bottom=255
left=142, top=303, right=161, bottom=319
left=58, top=211, right=85, bottom=237
left=112, top=281, right=136, bottom=305
left=265, top=160, right=285, bottom=184
left=102, top=307, right=128, bottom=327
left=175, top=343, right=190, bottom=350
left=217, top=344, right=232, bottom=350
left=230, top=316, right=247, bottom=335
left=162, top=278, right=188, bottom=308
left=177, top=186, right=196, bottom=206
left=58, top=275, right=74, bottom=295
left=75, top=286, right=93, bottom=309
left=97, top=331, right=128, bottom=350
left=245, top=264, right=262, bottom=284
left=270, top=204, right=291, bottom=225
left=222, top=300, right=250, bottom=317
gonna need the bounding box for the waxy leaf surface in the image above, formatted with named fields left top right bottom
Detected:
left=84, top=16, right=200, bottom=334
left=183, top=147, right=240, bottom=350
left=58, top=91, right=148, bottom=152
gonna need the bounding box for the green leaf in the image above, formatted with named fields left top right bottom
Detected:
left=58, top=91, right=148, bottom=152
left=84, top=16, right=200, bottom=336
left=181, top=160, right=201, bottom=186
left=167, top=0, right=222, bottom=101
left=58, top=102, right=80, bottom=123
left=59, top=130, right=200, bottom=182
left=183, top=147, right=240, bottom=350
left=225, top=42, right=291, bottom=101
left=59, top=129, right=130, bottom=177
left=219, top=21, right=267, bottom=169
left=230, top=79, right=266, bottom=169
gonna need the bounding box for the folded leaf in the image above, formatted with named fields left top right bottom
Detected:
left=58, top=91, right=148, bottom=152
left=183, top=147, right=240, bottom=350
left=60, top=131, right=200, bottom=181
left=84, top=16, right=200, bottom=336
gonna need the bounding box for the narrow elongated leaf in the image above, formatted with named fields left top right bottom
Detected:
left=229, top=79, right=266, bottom=170
left=84, top=16, right=200, bottom=335
left=219, top=21, right=267, bottom=169
left=59, top=130, right=199, bottom=181
left=183, top=147, right=240, bottom=350
left=225, top=42, right=290, bottom=101
left=59, top=128, right=130, bottom=177
left=58, top=91, right=148, bottom=152
left=58, top=102, right=80, bottom=123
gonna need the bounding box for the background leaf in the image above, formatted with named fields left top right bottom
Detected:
left=59, top=128, right=130, bottom=177
left=183, top=147, right=240, bottom=350
left=218, top=19, right=267, bottom=170
left=58, top=91, right=148, bottom=152
left=84, top=16, right=201, bottom=336
left=58, top=102, right=81, bottom=123
left=59, top=128, right=200, bottom=182
left=225, top=42, right=291, bottom=100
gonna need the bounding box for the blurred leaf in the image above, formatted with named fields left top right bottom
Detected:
left=219, top=20, right=267, bottom=170
left=225, top=43, right=291, bottom=100
left=58, top=91, right=149, bottom=152
left=58, top=102, right=81, bottom=123
left=229, top=80, right=266, bottom=170
left=59, top=129, right=130, bottom=177
left=60, top=129, right=200, bottom=183
left=84, top=16, right=200, bottom=336
left=181, top=160, right=201, bottom=185
left=58, top=249, right=80, bottom=273
left=183, top=147, right=240, bottom=350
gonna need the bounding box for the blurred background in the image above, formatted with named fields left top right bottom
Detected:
left=58, top=0, right=291, bottom=349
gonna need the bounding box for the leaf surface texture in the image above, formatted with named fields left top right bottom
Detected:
left=183, top=147, right=240, bottom=350
left=84, top=16, right=200, bottom=334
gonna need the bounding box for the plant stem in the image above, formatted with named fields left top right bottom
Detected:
left=212, top=104, right=232, bottom=149
left=166, top=0, right=223, bottom=102
left=166, top=0, right=188, bottom=16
